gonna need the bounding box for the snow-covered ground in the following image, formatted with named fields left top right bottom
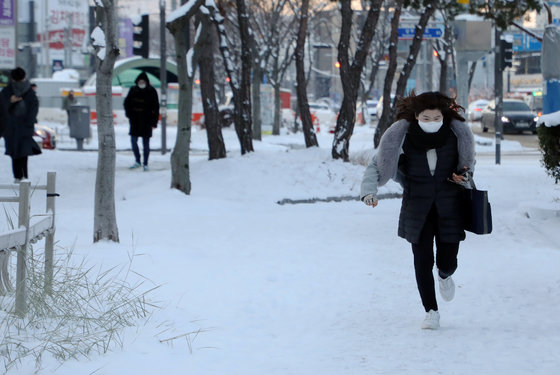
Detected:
left=1, top=121, right=559, bottom=374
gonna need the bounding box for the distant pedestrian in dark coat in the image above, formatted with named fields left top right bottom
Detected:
left=62, top=89, right=77, bottom=126
left=360, top=91, right=475, bottom=330
left=123, top=72, right=159, bottom=171
left=0, top=67, right=41, bottom=182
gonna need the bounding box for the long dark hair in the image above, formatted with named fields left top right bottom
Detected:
left=396, top=91, right=465, bottom=123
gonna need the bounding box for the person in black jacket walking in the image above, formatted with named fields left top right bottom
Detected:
left=0, top=67, right=41, bottom=182
left=360, top=91, right=475, bottom=330
left=123, top=72, right=159, bottom=171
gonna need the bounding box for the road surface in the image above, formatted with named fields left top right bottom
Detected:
left=469, top=120, right=539, bottom=150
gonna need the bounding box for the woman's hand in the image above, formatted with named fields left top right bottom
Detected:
left=363, top=194, right=378, bottom=208
left=451, top=166, right=469, bottom=183
left=451, top=172, right=466, bottom=183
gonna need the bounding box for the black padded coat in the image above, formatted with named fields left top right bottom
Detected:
left=397, top=133, right=465, bottom=244
left=0, top=81, right=41, bottom=158
left=123, top=72, right=159, bottom=138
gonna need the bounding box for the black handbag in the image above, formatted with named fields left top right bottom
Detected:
left=462, top=178, right=492, bottom=235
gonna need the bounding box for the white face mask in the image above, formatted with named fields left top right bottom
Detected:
left=418, top=120, right=443, bottom=133
left=138, top=83, right=147, bottom=89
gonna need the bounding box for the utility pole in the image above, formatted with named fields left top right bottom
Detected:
left=160, top=0, right=167, bottom=154
left=28, top=0, right=36, bottom=79
left=493, top=26, right=503, bottom=165
left=64, top=13, right=73, bottom=69
left=43, top=1, right=50, bottom=77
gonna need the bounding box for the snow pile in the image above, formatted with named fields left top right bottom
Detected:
left=537, top=110, right=560, bottom=127
left=52, top=69, right=80, bottom=82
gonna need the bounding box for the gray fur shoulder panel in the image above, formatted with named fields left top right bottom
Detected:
left=450, top=119, right=476, bottom=171
left=376, top=119, right=410, bottom=186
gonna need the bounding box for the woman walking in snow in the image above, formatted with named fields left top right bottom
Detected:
left=361, top=91, right=475, bottom=329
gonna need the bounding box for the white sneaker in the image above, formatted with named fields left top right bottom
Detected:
left=421, top=310, right=440, bottom=330
left=438, top=274, right=455, bottom=302
left=129, top=162, right=141, bottom=169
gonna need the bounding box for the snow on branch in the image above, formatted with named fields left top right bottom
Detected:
left=167, top=0, right=206, bottom=24
left=187, top=48, right=195, bottom=78
left=91, top=26, right=106, bottom=60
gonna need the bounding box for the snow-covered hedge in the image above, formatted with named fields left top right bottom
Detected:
left=537, top=111, right=560, bottom=183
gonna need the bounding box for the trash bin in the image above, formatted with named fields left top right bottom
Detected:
left=68, top=104, right=91, bottom=150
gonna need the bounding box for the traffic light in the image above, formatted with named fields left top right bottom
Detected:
left=133, top=14, right=149, bottom=58
left=500, top=39, right=513, bottom=70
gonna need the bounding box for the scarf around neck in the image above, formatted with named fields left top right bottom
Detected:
left=12, top=80, right=31, bottom=97
left=407, top=118, right=452, bottom=150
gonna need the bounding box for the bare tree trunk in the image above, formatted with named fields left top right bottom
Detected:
left=332, top=0, right=383, bottom=161
left=436, top=21, right=453, bottom=94
left=295, top=0, right=318, bottom=148
left=273, top=82, right=281, bottom=135
left=270, top=32, right=295, bottom=136
left=236, top=0, right=255, bottom=153
left=392, top=1, right=436, bottom=109
left=252, top=64, right=262, bottom=141
left=374, top=0, right=403, bottom=148
left=92, top=1, right=119, bottom=243
left=360, top=45, right=384, bottom=114
left=374, top=0, right=435, bottom=147
left=439, top=57, right=449, bottom=94
left=467, top=60, right=477, bottom=94
left=196, top=13, right=226, bottom=160
left=214, top=1, right=253, bottom=154
left=167, top=0, right=205, bottom=194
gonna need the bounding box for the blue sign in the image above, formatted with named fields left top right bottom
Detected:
left=511, top=32, right=542, bottom=52
left=398, top=27, right=443, bottom=39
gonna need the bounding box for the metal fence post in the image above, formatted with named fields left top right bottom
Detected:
left=44, top=172, right=56, bottom=294
left=15, top=181, right=31, bottom=317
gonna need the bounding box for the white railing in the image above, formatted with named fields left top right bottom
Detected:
left=0, top=172, right=57, bottom=316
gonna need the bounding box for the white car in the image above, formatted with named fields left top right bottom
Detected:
left=308, top=102, right=337, bottom=133
left=357, top=100, right=379, bottom=124
left=468, top=99, right=489, bottom=122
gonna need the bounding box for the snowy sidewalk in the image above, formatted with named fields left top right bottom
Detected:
left=0, top=126, right=558, bottom=375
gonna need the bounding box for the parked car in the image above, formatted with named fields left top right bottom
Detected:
left=33, top=124, right=57, bottom=150
left=480, top=99, right=538, bottom=134
left=357, top=99, right=379, bottom=124
left=308, top=102, right=337, bottom=133
left=524, top=93, right=542, bottom=117
left=467, top=99, right=489, bottom=121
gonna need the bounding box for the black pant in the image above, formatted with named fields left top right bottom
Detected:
left=411, top=205, right=460, bottom=312
left=12, top=156, right=28, bottom=180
